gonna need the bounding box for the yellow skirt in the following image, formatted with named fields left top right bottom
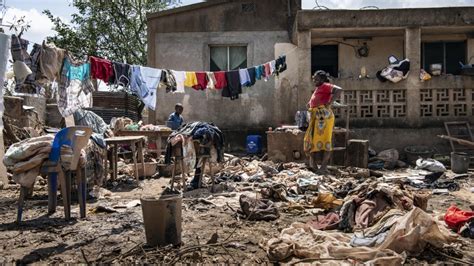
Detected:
left=304, top=106, right=335, bottom=153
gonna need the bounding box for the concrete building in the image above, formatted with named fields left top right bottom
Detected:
left=147, top=1, right=474, bottom=152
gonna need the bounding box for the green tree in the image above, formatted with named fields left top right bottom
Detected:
left=44, top=0, right=180, bottom=65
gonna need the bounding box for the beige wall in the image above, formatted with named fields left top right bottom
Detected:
left=311, top=36, right=405, bottom=78
left=152, top=31, right=289, bottom=129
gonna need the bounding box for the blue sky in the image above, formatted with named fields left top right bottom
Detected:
left=3, top=0, right=474, bottom=44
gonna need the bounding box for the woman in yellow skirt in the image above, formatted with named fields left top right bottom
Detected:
left=304, top=70, right=342, bottom=174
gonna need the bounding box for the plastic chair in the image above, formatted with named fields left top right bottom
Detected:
left=16, top=126, right=93, bottom=222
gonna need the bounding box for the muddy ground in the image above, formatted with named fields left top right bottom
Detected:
left=0, top=168, right=473, bottom=264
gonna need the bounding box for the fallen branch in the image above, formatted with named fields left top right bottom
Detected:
left=80, top=249, right=91, bottom=265
left=103, top=242, right=142, bottom=263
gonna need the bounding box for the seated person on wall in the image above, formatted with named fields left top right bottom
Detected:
left=304, top=70, right=343, bottom=175
left=167, top=103, right=184, bottom=130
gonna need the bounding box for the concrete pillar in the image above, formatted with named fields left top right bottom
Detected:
left=297, top=30, right=312, bottom=110
left=405, top=27, right=421, bottom=126
left=468, top=38, right=474, bottom=63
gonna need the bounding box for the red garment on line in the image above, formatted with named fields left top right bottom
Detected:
left=90, top=56, right=114, bottom=83
left=263, top=63, right=271, bottom=78
left=308, top=82, right=334, bottom=108
left=214, top=71, right=227, bottom=89
left=193, top=72, right=208, bottom=90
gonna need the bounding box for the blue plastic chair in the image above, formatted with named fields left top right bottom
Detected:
left=16, top=126, right=93, bottom=222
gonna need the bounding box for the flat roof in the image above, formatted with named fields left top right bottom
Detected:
left=147, top=0, right=228, bottom=20
left=297, top=6, right=474, bottom=30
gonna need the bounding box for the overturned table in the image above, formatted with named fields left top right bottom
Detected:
left=105, top=136, right=146, bottom=180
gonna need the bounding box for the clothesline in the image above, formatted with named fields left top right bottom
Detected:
left=18, top=36, right=297, bottom=75
left=10, top=34, right=292, bottom=118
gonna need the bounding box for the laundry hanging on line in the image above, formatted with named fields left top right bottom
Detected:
left=9, top=34, right=289, bottom=113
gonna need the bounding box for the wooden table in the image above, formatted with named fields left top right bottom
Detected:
left=116, top=130, right=172, bottom=156
left=105, top=136, right=146, bottom=180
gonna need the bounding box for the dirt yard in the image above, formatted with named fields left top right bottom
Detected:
left=0, top=165, right=473, bottom=264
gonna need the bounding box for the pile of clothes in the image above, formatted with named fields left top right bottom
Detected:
left=165, top=122, right=224, bottom=164
left=109, top=117, right=171, bottom=133
left=165, top=122, right=224, bottom=188
left=266, top=207, right=457, bottom=264
left=3, top=135, right=55, bottom=188
left=261, top=173, right=458, bottom=264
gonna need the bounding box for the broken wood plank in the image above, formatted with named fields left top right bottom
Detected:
left=438, top=135, right=474, bottom=149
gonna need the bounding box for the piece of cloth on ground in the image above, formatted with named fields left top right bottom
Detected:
left=338, top=197, right=357, bottom=232
left=378, top=207, right=458, bottom=255
left=444, top=205, right=474, bottom=233
left=459, top=220, right=474, bottom=238
left=350, top=231, right=389, bottom=247
left=239, top=194, right=279, bottom=221
left=362, top=208, right=404, bottom=237
left=350, top=209, right=405, bottom=247
left=266, top=222, right=404, bottom=264
left=354, top=190, right=392, bottom=229
left=307, top=212, right=340, bottom=230
left=268, top=207, right=457, bottom=263
left=311, top=192, right=343, bottom=209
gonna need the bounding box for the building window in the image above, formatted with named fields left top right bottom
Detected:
left=210, top=46, right=247, bottom=71
left=311, top=45, right=338, bottom=77
left=422, top=41, right=466, bottom=75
